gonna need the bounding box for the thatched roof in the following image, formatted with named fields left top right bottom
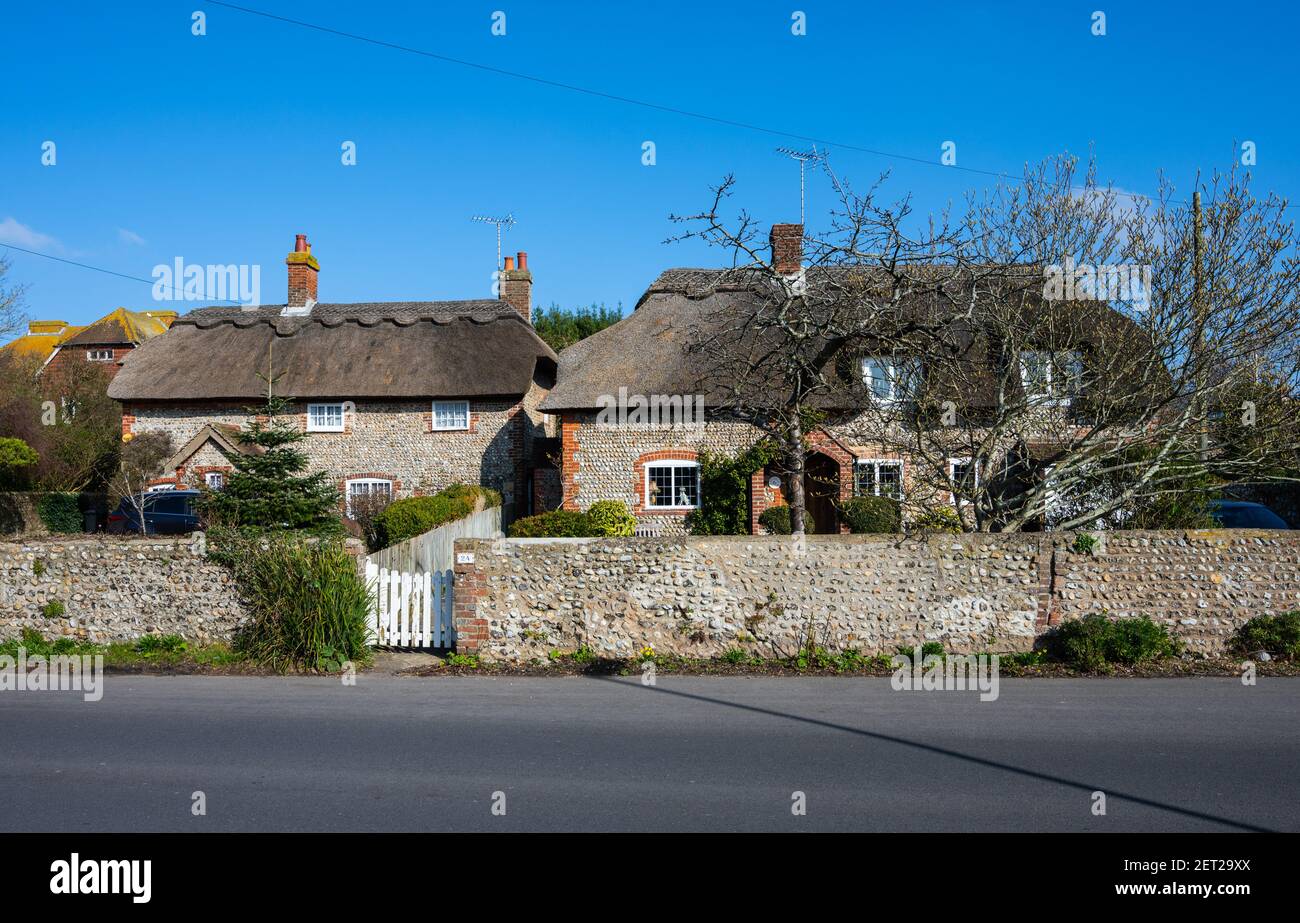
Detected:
left=540, top=266, right=1158, bottom=413
left=109, top=302, right=557, bottom=402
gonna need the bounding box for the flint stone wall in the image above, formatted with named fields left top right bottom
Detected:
left=0, top=537, right=249, bottom=644
left=453, top=530, right=1300, bottom=662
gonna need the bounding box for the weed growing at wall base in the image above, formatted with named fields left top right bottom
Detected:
left=890, top=645, right=1000, bottom=701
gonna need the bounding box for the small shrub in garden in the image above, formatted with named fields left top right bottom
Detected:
left=586, top=500, right=636, bottom=536
left=1046, top=613, right=1180, bottom=670
left=910, top=506, right=962, bottom=534
left=757, top=505, right=816, bottom=535
left=508, top=509, right=594, bottom=537
left=1230, top=612, right=1300, bottom=659
left=840, top=495, right=901, bottom=533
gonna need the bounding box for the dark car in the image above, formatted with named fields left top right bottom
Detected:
left=1208, top=500, right=1290, bottom=529
left=106, top=489, right=203, bottom=535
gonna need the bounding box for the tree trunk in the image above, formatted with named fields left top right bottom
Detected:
left=787, top=415, right=807, bottom=536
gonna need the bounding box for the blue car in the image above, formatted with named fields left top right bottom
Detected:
left=1208, top=500, right=1289, bottom=529
left=106, top=489, right=203, bottom=534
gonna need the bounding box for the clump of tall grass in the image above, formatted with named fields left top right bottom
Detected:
left=230, top=535, right=373, bottom=672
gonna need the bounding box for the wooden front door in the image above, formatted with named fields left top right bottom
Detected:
left=802, top=452, right=840, bottom=534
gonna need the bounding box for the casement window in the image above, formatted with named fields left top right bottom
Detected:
left=861, top=356, right=922, bottom=404
left=948, top=457, right=980, bottom=503
left=345, top=478, right=392, bottom=518
left=854, top=459, right=904, bottom=500
left=204, top=471, right=225, bottom=490
left=645, top=461, right=700, bottom=510
left=1018, top=350, right=1082, bottom=405
left=86, top=349, right=114, bottom=362
left=307, top=402, right=346, bottom=432
left=432, top=400, right=470, bottom=431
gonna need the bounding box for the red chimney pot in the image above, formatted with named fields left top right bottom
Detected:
left=503, top=256, right=515, bottom=271
left=294, top=234, right=309, bottom=253
left=517, top=251, right=528, bottom=271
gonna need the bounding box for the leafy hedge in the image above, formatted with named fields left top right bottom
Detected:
left=1230, top=612, right=1300, bottom=659
left=910, top=506, right=963, bottom=534
left=36, top=493, right=82, bottom=533
left=509, top=509, right=595, bottom=537
left=1045, top=614, right=1181, bottom=670
left=840, top=495, right=901, bottom=533
left=370, top=484, right=501, bottom=549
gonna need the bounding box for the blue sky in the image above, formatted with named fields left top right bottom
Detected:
left=2, top=0, right=1295, bottom=326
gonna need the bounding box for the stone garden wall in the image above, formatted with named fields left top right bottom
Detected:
left=453, top=530, right=1300, bottom=662
left=0, top=536, right=249, bottom=644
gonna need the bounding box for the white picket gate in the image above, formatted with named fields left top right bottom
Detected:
left=364, top=563, right=455, bottom=649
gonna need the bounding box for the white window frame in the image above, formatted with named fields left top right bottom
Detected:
left=86, top=348, right=114, bottom=362
left=431, top=400, right=470, bottom=432
left=307, top=402, right=346, bottom=433
left=861, top=356, right=921, bottom=405
left=948, top=456, right=980, bottom=504
left=854, top=458, right=904, bottom=500
left=644, top=460, right=701, bottom=510
left=344, top=477, right=393, bottom=518
left=204, top=471, right=225, bottom=490
left=144, top=483, right=175, bottom=493
left=1018, top=350, right=1081, bottom=406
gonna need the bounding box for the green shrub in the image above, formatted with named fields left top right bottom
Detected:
left=509, top=509, right=594, bottom=537
left=1230, top=612, right=1300, bottom=659
left=586, top=500, right=636, bottom=536
left=685, top=441, right=780, bottom=535
left=910, top=506, right=963, bottom=533
left=1046, top=614, right=1180, bottom=670
left=0, top=437, right=38, bottom=489
left=371, top=484, right=500, bottom=548
left=41, top=600, right=65, bottom=619
left=1072, top=532, right=1099, bottom=554
left=757, top=505, right=816, bottom=535
left=231, top=536, right=374, bottom=672
left=37, top=493, right=82, bottom=533
left=840, top=495, right=901, bottom=533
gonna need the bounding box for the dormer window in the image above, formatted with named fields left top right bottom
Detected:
left=861, top=356, right=921, bottom=404
left=1019, top=350, right=1082, bottom=405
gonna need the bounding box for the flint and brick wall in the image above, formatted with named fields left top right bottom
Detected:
left=452, top=529, right=1300, bottom=662
left=0, top=537, right=250, bottom=644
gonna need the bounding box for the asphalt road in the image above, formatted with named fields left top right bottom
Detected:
left=1, top=675, right=1296, bottom=832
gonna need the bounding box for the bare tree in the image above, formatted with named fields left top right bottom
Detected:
left=111, top=431, right=174, bottom=533
left=0, top=254, right=26, bottom=341
left=674, top=154, right=1300, bottom=534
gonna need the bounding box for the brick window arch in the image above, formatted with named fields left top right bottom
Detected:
left=633, top=449, right=699, bottom=515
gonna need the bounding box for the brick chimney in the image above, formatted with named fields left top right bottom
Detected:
left=285, top=233, right=319, bottom=314
left=770, top=223, right=803, bottom=276
left=500, top=250, right=532, bottom=323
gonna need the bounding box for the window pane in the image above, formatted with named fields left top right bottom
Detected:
left=863, top=359, right=891, bottom=399
left=647, top=466, right=674, bottom=507
left=855, top=464, right=876, bottom=496
left=673, top=466, right=699, bottom=508
left=878, top=463, right=902, bottom=499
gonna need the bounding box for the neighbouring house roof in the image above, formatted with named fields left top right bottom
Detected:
left=59, top=307, right=174, bottom=348
left=108, top=301, right=558, bottom=402
left=1, top=320, right=86, bottom=361
left=540, top=266, right=1157, bottom=413
left=165, top=422, right=264, bottom=471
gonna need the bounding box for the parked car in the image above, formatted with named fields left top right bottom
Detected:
left=1208, top=499, right=1290, bottom=529
left=106, top=489, right=203, bottom=534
